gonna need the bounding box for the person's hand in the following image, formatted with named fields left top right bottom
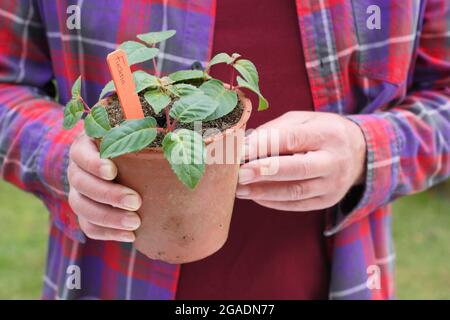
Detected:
left=236, top=111, right=366, bottom=211
left=68, top=133, right=142, bottom=242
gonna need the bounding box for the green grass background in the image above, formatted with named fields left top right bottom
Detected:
left=0, top=180, right=449, bottom=299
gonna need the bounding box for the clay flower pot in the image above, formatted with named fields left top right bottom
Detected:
left=98, top=94, right=251, bottom=263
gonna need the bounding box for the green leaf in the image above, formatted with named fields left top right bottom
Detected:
left=206, top=53, right=232, bottom=69
left=118, top=41, right=159, bottom=66
left=144, top=89, right=171, bottom=114
left=200, top=79, right=238, bottom=121
left=100, top=117, right=157, bottom=158
left=167, top=83, right=202, bottom=97
left=133, top=70, right=159, bottom=93
left=231, top=53, right=242, bottom=60
left=169, top=93, right=218, bottom=123
left=99, top=80, right=115, bottom=100
left=167, top=70, right=205, bottom=83
left=71, top=76, right=82, bottom=98
left=84, top=104, right=111, bottom=138
left=233, top=59, right=259, bottom=87
left=63, top=98, right=84, bottom=129
left=162, top=129, right=205, bottom=189
left=136, top=30, right=176, bottom=46
left=206, top=52, right=241, bottom=71
left=236, top=76, right=269, bottom=111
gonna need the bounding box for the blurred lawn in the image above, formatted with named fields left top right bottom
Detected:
left=0, top=180, right=449, bottom=299
left=0, top=181, right=48, bottom=299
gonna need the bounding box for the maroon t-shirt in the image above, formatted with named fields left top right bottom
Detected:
left=176, top=0, right=330, bottom=299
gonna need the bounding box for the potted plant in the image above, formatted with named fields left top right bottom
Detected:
left=62, top=30, right=268, bottom=263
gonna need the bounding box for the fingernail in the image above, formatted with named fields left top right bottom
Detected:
left=260, top=158, right=278, bottom=176
left=121, top=194, right=141, bottom=210
left=100, top=162, right=116, bottom=180
left=120, top=233, right=135, bottom=242
left=236, top=185, right=251, bottom=197
left=121, top=214, right=141, bottom=229
left=238, top=168, right=255, bottom=184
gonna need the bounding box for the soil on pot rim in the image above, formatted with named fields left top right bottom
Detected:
left=105, top=92, right=244, bottom=147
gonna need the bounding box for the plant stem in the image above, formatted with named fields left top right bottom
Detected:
left=152, top=44, right=160, bottom=77
left=152, top=58, right=160, bottom=77
left=79, top=96, right=90, bottom=112
left=170, top=119, right=178, bottom=131
left=229, top=66, right=235, bottom=90
left=164, top=107, right=172, bottom=131
left=156, top=127, right=165, bottom=133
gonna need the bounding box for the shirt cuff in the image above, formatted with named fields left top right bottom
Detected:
left=325, top=113, right=402, bottom=236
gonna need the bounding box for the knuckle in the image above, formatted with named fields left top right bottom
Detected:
left=98, top=228, right=111, bottom=240
left=67, top=164, right=76, bottom=183
left=68, top=189, right=77, bottom=210
left=288, top=183, right=305, bottom=200
left=100, top=187, right=120, bottom=206
left=296, top=157, right=310, bottom=179
left=85, top=158, right=100, bottom=176
left=99, top=211, right=113, bottom=228
left=68, top=190, right=84, bottom=216
left=69, top=171, right=82, bottom=189
left=286, top=129, right=301, bottom=152
left=68, top=191, right=93, bottom=222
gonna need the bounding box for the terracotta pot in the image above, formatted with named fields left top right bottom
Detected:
left=98, top=93, right=251, bottom=263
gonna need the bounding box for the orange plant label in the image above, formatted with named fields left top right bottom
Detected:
left=106, top=49, right=144, bottom=119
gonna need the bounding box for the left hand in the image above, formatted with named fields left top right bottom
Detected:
left=236, top=111, right=367, bottom=211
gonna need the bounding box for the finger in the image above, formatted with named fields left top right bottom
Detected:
left=238, top=151, right=332, bottom=185
left=236, top=178, right=327, bottom=201
left=244, top=122, right=321, bottom=161
left=68, top=161, right=142, bottom=211
left=253, top=197, right=330, bottom=212
left=68, top=189, right=141, bottom=230
left=70, top=134, right=117, bottom=180
left=78, top=217, right=136, bottom=242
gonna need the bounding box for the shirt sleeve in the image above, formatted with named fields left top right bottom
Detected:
left=0, top=1, right=85, bottom=242
left=326, top=0, right=450, bottom=235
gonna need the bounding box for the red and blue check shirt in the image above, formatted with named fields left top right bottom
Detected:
left=0, top=0, right=449, bottom=299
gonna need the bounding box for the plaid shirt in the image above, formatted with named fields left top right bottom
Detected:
left=0, top=0, right=449, bottom=300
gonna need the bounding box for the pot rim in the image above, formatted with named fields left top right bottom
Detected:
left=98, top=88, right=252, bottom=155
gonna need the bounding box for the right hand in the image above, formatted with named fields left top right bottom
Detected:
left=68, top=133, right=142, bottom=242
